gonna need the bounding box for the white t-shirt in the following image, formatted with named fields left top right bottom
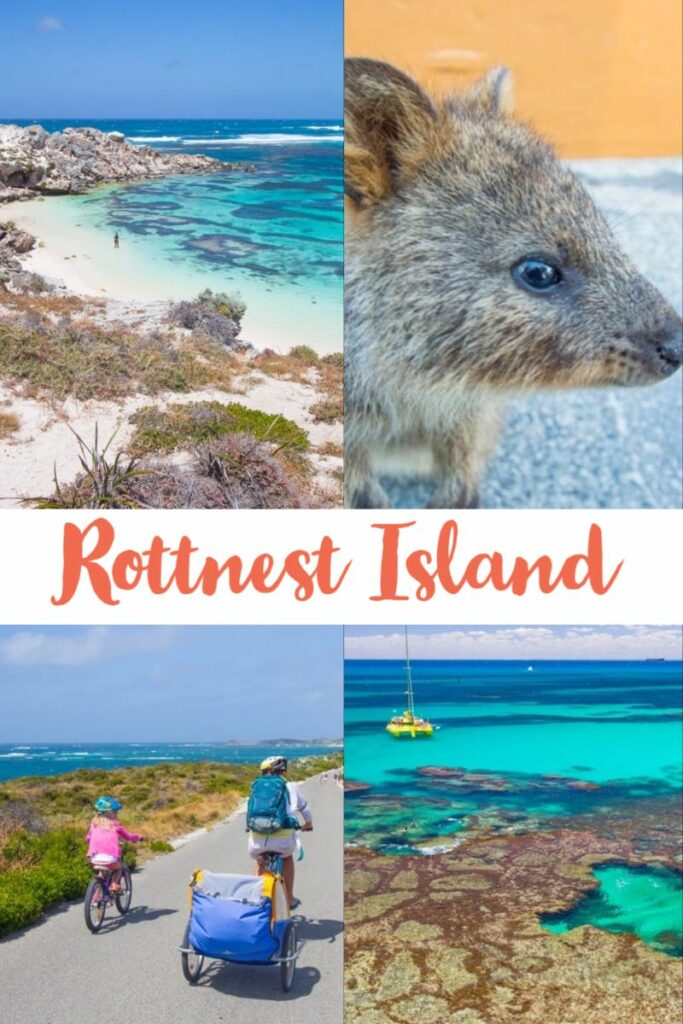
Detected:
left=286, top=781, right=312, bottom=825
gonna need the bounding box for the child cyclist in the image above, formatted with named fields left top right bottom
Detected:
left=247, top=756, right=313, bottom=910
left=86, top=796, right=143, bottom=892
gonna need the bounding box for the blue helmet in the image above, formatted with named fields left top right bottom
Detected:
left=94, top=796, right=122, bottom=813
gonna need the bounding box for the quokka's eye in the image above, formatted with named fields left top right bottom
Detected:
left=512, top=257, right=563, bottom=293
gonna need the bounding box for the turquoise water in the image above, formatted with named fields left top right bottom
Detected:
left=0, top=741, right=341, bottom=782
left=541, top=863, right=683, bottom=957
left=13, top=118, right=342, bottom=349
left=345, top=659, right=683, bottom=853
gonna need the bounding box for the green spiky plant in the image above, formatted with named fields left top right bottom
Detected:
left=27, top=425, right=152, bottom=509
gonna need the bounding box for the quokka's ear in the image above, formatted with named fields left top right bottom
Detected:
left=345, top=58, right=436, bottom=205
left=460, top=67, right=514, bottom=115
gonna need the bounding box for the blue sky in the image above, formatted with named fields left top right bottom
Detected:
left=0, top=2, right=342, bottom=118
left=344, top=626, right=683, bottom=661
left=0, top=627, right=343, bottom=742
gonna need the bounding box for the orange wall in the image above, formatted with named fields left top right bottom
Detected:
left=345, top=0, right=682, bottom=157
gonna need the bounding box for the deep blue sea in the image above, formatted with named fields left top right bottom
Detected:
left=10, top=118, right=343, bottom=350
left=0, top=741, right=341, bottom=782
left=345, top=659, right=683, bottom=853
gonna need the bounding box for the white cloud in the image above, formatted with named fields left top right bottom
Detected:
left=344, top=626, right=682, bottom=661
left=37, top=15, right=64, bottom=32
left=0, top=628, right=173, bottom=667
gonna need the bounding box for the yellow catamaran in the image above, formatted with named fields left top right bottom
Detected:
left=386, top=627, right=435, bottom=738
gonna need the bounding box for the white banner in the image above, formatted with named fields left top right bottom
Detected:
left=0, top=510, right=680, bottom=625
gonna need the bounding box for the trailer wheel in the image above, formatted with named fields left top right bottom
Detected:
left=181, top=921, right=204, bottom=984
left=280, top=920, right=297, bottom=992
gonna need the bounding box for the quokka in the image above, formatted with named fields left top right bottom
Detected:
left=344, top=58, right=683, bottom=509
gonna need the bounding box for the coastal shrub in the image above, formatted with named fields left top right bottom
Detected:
left=32, top=417, right=311, bottom=510
left=0, top=828, right=91, bottom=937
left=127, top=435, right=310, bottom=509
left=195, top=289, right=246, bottom=324
left=288, top=345, right=319, bottom=364
left=169, top=290, right=247, bottom=348
left=129, top=401, right=309, bottom=456
left=0, top=800, right=47, bottom=837
left=149, top=840, right=174, bottom=854
left=0, top=321, right=192, bottom=400
left=310, top=397, right=343, bottom=424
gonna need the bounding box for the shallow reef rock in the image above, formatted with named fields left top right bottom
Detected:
left=0, top=124, right=251, bottom=202
left=344, top=780, right=373, bottom=795
left=345, top=826, right=683, bottom=1024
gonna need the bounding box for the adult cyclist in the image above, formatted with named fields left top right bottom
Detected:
left=247, top=755, right=313, bottom=910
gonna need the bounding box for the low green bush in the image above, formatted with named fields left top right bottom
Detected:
left=148, top=840, right=174, bottom=854
left=288, top=344, right=320, bottom=364
left=0, top=828, right=91, bottom=937
left=129, top=401, right=309, bottom=455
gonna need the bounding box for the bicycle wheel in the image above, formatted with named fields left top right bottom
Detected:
left=115, top=865, right=133, bottom=915
left=181, top=921, right=204, bottom=984
left=84, top=878, right=107, bottom=933
left=280, top=919, right=297, bottom=992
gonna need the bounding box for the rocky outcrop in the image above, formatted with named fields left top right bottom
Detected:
left=0, top=124, right=250, bottom=203
left=0, top=220, right=38, bottom=289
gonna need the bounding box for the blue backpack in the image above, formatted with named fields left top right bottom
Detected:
left=246, top=775, right=292, bottom=833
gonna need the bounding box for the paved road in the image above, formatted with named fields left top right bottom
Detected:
left=386, top=158, right=683, bottom=508
left=0, top=777, right=343, bottom=1024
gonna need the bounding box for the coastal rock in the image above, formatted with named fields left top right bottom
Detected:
left=0, top=123, right=249, bottom=203
left=344, top=780, right=373, bottom=795
left=416, top=765, right=510, bottom=792
left=0, top=222, right=35, bottom=255
left=345, top=824, right=683, bottom=1023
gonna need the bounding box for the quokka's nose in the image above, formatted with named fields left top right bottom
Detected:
left=635, top=316, right=683, bottom=375
left=653, top=319, right=683, bottom=374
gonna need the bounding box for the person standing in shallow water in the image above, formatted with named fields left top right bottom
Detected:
left=113, top=232, right=119, bottom=249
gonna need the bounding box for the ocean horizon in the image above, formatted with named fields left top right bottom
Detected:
left=345, top=657, right=683, bottom=854
left=0, top=739, right=342, bottom=782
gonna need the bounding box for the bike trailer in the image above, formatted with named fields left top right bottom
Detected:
left=187, top=870, right=289, bottom=963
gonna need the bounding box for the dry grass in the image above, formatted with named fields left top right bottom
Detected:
left=318, top=441, right=343, bottom=458
left=0, top=288, right=86, bottom=318
left=0, top=316, right=239, bottom=402
left=310, top=397, right=343, bottom=424
left=0, top=410, right=19, bottom=438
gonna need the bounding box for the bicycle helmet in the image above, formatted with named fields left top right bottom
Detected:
left=94, top=796, right=122, bottom=812
left=259, top=755, right=288, bottom=774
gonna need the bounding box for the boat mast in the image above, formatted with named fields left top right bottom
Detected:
left=404, top=626, right=415, bottom=716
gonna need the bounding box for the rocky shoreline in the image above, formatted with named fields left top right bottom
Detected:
left=0, top=123, right=253, bottom=203
left=345, top=815, right=683, bottom=1024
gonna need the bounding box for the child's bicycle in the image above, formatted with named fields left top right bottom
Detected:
left=83, top=857, right=133, bottom=933
left=179, top=848, right=303, bottom=992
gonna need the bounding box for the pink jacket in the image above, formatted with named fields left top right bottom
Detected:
left=86, top=819, right=142, bottom=860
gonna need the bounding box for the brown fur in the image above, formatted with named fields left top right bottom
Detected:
left=344, top=58, right=683, bottom=508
